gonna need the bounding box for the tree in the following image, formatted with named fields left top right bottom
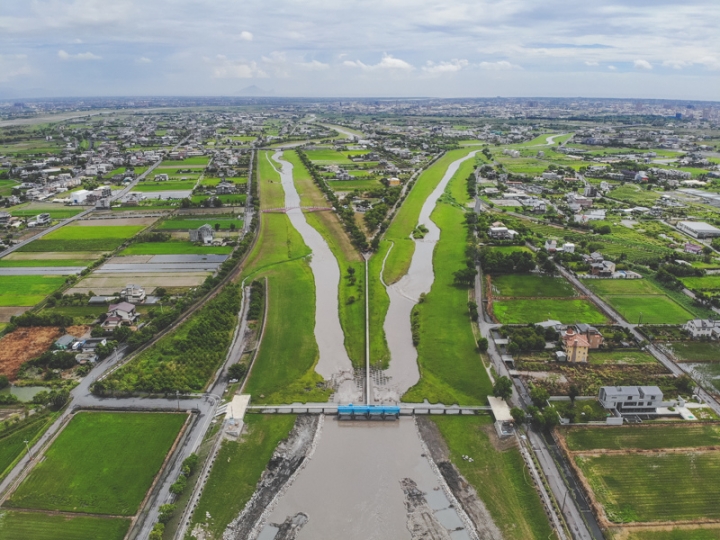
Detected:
left=676, top=374, right=695, bottom=394
left=543, top=407, right=561, bottom=428
left=158, top=504, right=176, bottom=524
left=510, top=406, right=525, bottom=425
left=228, top=363, right=247, bottom=381
left=0, top=375, right=8, bottom=390
left=230, top=222, right=236, bottom=231
left=530, top=385, right=550, bottom=408
left=149, top=523, right=164, bottom=540
left=493, top=376, right=513, bottom=400
left=214, top=223, right=220, bottom=231
left=568, top=384, right=580, bottom=404
left=477, top=337, right=488, bottom=353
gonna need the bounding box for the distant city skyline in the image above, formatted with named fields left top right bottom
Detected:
left=1, top=0, right=719, bottom=100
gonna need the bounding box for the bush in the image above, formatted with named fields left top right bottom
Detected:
left=158, top=504, right=176, bottom=524
left=0, top=375, right=8, bottom=389
left=228, top=363, right=247, bottom=381
left=169, top=475, right=187, bottom=495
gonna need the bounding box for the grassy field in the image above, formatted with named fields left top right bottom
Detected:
left=493, top=298, right=607, bottom=324
left=587, top=350, right=657, bottom=365
left=285, top=151, right=366, bottom=367
left=604, top=295, right=693, bottom=325
left=132, top=181, right=196, bottom=192
left=585, top=279, right=695, bottom=324
left=623, top=528, right=720, bottom=540
left=486, top=246, right=533, bottom=255
left=327, top=179, right=382, bottom=191
left=304, top=149, right=355, bottom=165
left=119, top=242, right=233, bottom=255
left=0, top=258, right=89, bottom=267
left=0, top=511, right=130, bottom=540
left=189, top=415, right=296, bottom=539
left=20, top=224, right=145, bottom=252
left=681, top=275, right=720, bottom=292
left=669, top=341, right=720, bottom=363
left=241, top=152, right=330, bottom=403
left=156, top=218, right=243, bottom=230
left=0, top=275, right=66, bottom=306
left=430, top=417, right=555, bottom=539
left=491, top=274, right=576, bottom=297
left=6, top=412, right=186, bottom=516
left=403, top=185, right=492, bottom=404
left=576, top=452, right=720, bottom=523
left=564, top=424, right=720, bottom=451
left=9, top=206, right=84, bottom=219
left=161, top=156, right=209, bottom=166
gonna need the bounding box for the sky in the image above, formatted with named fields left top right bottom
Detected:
left=1, top=0, right=719, bottom=100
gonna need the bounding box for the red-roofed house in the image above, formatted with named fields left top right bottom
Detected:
left=562, top=328, right=589, bottom=363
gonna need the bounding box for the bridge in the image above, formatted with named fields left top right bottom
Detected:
left=245, top=403, right=491, bottom=417
left=262, top=206, right=333, bottom=213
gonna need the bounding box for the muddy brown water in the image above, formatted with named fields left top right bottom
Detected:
left=382, top=151, right=479, bottom=399
left=259, top=418, right=472, bottom=540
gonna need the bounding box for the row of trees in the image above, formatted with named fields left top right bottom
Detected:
left=479, top=249, right=535, bottom=274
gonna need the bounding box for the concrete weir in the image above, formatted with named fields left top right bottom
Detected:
left=271, top=151, right=355, bottom=383
left=382, top=151, right=479, bottom=398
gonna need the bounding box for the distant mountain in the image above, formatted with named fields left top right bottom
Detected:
left=235, top=85, right=273, bottom=96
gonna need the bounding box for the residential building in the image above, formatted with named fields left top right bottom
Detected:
left=683, top=319, right=720, bottom=338
left=598, top=386, right=663, bottom=414
left=70, top=189, right=91, bottom=205
left=574, top=324, right=604, bottom=349
left=561, top=328, right=589, bottom=363
left=562, top=243, right=575, bottom=253
left=54, top=334, right=76, bottom=350
left=488, top=226, right=518, bottom=240
left=121, top=284, right=146, bottom=303
left=0, top=212, right=11, bottom=225
left=388, top=177, right=401, bottom=186
left=189, top=224, right=214, bottom=244
left=545, top=239, right=557, bottom=252
left=103, top=302, right=139, bottom=329
left=685, top=243, right=703, bottom=254
left=591, top=260, right=616, bottom=277
left=35, top=213, right=51, bottom=226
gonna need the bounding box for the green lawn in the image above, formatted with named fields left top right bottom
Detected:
left=0, top=275, right=66, bottom=306
left=486, top=246, right=533, bottom=255
left=587, top=350, right=658, bottom=365
left=585, top=278, right=662, bottom=296
left=576, top=452, right=720, bottom=523
left=681, top=275, right=720, bottom=292
left=119, top=242, right=233, bottom=255
left=669, top=341, right=720, bottom=363
left=304, top=149, right=355, bottom=165
left=603, top=295, right=693, bottom=325
left=156, top=218, right=243, bottom=231
left=403, top=191, right=492, bottom=405
left=189, top=415, right=296, bottom=539
left=430, top=417, right=555, bottom=539
left=0, top=511, right=129, bottom=540
left=491, top=274, right=576, bottom=297
left=565, top=424, right=720, bottom=451
left=493, top=298, right=607, bottom=324
left=6, top=412, right=186, bottom=516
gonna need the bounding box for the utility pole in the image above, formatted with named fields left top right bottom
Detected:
left=176, top=390, right=180, bottom=411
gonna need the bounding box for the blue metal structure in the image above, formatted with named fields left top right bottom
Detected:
left=337, top=404, right=400, bottom=419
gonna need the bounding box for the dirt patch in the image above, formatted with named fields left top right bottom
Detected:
left=0, top=306, right=32, bottom=323
left=401, top=478, right=453, bottom=540
left=0, top=325, right=89, bottom=379
left=479, top=423, right=517, bottom=453
left=76, top=217, right=157, bottom=226
left=223, top=415, right=320, bottom=540
left=271, top=513, right=308, bottom=540
left=417, top=418, right=502, bottom=540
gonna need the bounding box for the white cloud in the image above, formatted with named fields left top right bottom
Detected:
left=344, top=54, right=414, bottom=71
left=479, top=60, right=519, bottom=71
left=239, top=31, right=253, bottom=42
left=136, top=57, right=152, bottom=64
left=297, top=60, right=329, bottom=71
left=422, top=59, right=468, bottom=74
left=0, top=54, right=31, bottom=82
left=608, top=65, right=617, bottom=71
left=584, top=61, right=599, bottom=66
left=207, top=56, right=267, bottom=79
left=58, top=50, right=101, bottom=61
left=634, top=59, right=653, bottom=70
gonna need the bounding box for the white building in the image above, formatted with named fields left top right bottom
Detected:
left=683, top=319, right=720, bottom=338
left=677, top=221, right=720, bottom=239
left=70, top=189, right=91, bottom=205
left=598, top=386, right=664, bottom=415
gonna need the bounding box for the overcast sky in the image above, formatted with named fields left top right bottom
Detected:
left=1, top=0, right=719, bottom=100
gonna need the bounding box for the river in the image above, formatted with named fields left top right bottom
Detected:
left=381, top=151, right=479, bottom=400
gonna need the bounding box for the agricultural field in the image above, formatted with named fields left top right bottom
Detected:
left=8, top=202, right=84, bottom=219
left=492, top=298, right=607, bottom=324
left=0, top=511, right=130, bottom=540
left=0, top=275, right=66, bottom=306
left=669, top=341, right=720, bottom=363
left=327, top=179, right=382, bottom=191
left=0, top=414, right=55, bottom=480
left=608, top=184, right=663, bottom=205
left=189, top=415, right=296, bottom=539
left=132, top=180, right=196, bottom=192
left=681, top=275, right=720, bottom=292
left=490, top=274, right=577, bottom=297
left=428, top=416, right=555, bottom=540
left=160, top=156, right=210, bottom=166
left=5, top=411, right=186, bottom=515
left=587, top=350, right=658, bottom=365
left=156, top=217, right=243, bottom=230
left=0, top=326, right=85, bottom=379
left=119, top=241, right=233, bottom=256
left=585, top=278, right=694, bottom=324
left=191, top=194, right=247, bottom=206
left=19, top=224, right=145, bottom=252
left=564, top=424, right=720, bottom=451
left=304, top=149, right=357, bottom=165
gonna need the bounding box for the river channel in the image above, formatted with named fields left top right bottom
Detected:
left=381, top=151, right=479, bottom=399
left=271, top=152, right=357, bottom=394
